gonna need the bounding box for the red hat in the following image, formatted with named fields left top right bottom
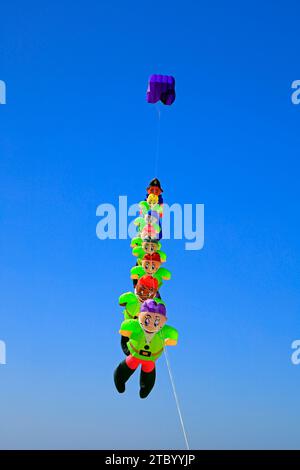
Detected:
left=143, top=253, right=161, bottom=263
left=137, top=275, right=158, bottom=290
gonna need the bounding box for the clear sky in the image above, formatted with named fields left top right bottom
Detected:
left=1, top=0, right=300, bottom=450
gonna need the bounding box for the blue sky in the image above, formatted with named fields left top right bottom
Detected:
left=1, top=0, right=300, bottom=449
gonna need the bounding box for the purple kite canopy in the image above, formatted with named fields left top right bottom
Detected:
left=146, top=74, right=176, bottom=106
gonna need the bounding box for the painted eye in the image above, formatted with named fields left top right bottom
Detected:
left=145, top=317, right=150, bottom=326
left=145, top=262, right=149, bottom=269
left=152, top=264, right=155, bottom=270
left=154, top=318, right=160, bottom=327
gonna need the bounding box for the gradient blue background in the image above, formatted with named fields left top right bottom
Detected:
left=1, top=0, right=300, bottom=450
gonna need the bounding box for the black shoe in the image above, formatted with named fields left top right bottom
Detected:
left=139, top=368, right=156, bottom=399
left=121, top=336, right=130, bottom=356
left=114, top=360, right=135, bottom=393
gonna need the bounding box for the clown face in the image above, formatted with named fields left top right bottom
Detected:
left=141, top=225, right=158, bottom=239
left=142, top=258, right=161, bottom=275
left=139, top=311, right=167, bottom=334
left=142, top=241, right=158, bottom=255
left=144, top=213, right=158, bottom=225
left=147, top=193, right=158, bottom=207
left=135, top=283, right=158, bottom=302
left=147, top=186, right=162, bottom=197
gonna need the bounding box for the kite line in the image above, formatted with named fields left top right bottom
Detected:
left=154, top=103, right=161, bottom=177
left=163, top=346, right=190, bottom=450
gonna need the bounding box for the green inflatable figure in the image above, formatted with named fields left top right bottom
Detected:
left=139, top=199, right=163, bottom=217
left=114, top=299, right=178, bottom=398
left=119, top=275, right=160, bottom=320
left=134, top=211, right=161, bottom=236
left=119, top=275, right=163, bottom=355
left=132, top=237, right=167, bottom=264
left=131, top=253, right=171, bottom=288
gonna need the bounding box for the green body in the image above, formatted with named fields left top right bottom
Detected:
left=139, top=201, right=163, bottom=216
left=134, top=216, right=160, bottom=234
left=131, top=236, right=142, bottom=248
left=119, top=292, right=140, bottom=320
left=120, top=319, right=178, bottom=362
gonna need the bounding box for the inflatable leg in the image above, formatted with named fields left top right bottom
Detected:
left=139, top=368, right=156, bottom=399
left=113, top=360, right=135, bottom=393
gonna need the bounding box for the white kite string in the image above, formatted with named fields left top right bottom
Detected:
left=161, top=334, right=190, bottom=450
left=154, top=104, right=161, bottom=177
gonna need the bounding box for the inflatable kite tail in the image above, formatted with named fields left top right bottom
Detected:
left=120, top=336, right=130, bottom=356
left=139, top=368, right=156, bottom=399
left=114, top=360, right=135, bottom=393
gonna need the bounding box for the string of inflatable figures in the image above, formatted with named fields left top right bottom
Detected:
left=113, top=74, right=189, bottom=448
left=113, top=76, right=189, bottom=448
left=113, top=74, right=180, bottom=396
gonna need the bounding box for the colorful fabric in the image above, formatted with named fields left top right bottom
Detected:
left=126, top=355, right=155, bottom=372
left=119, top=291, right=165, bottom=319
left=120, top=319, right=178, bottom=362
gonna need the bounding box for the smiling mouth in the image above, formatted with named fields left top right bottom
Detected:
left=144, top=329, right=154, bottom=334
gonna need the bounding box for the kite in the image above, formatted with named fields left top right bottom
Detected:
left=146, top=74, right=176, bottom=106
